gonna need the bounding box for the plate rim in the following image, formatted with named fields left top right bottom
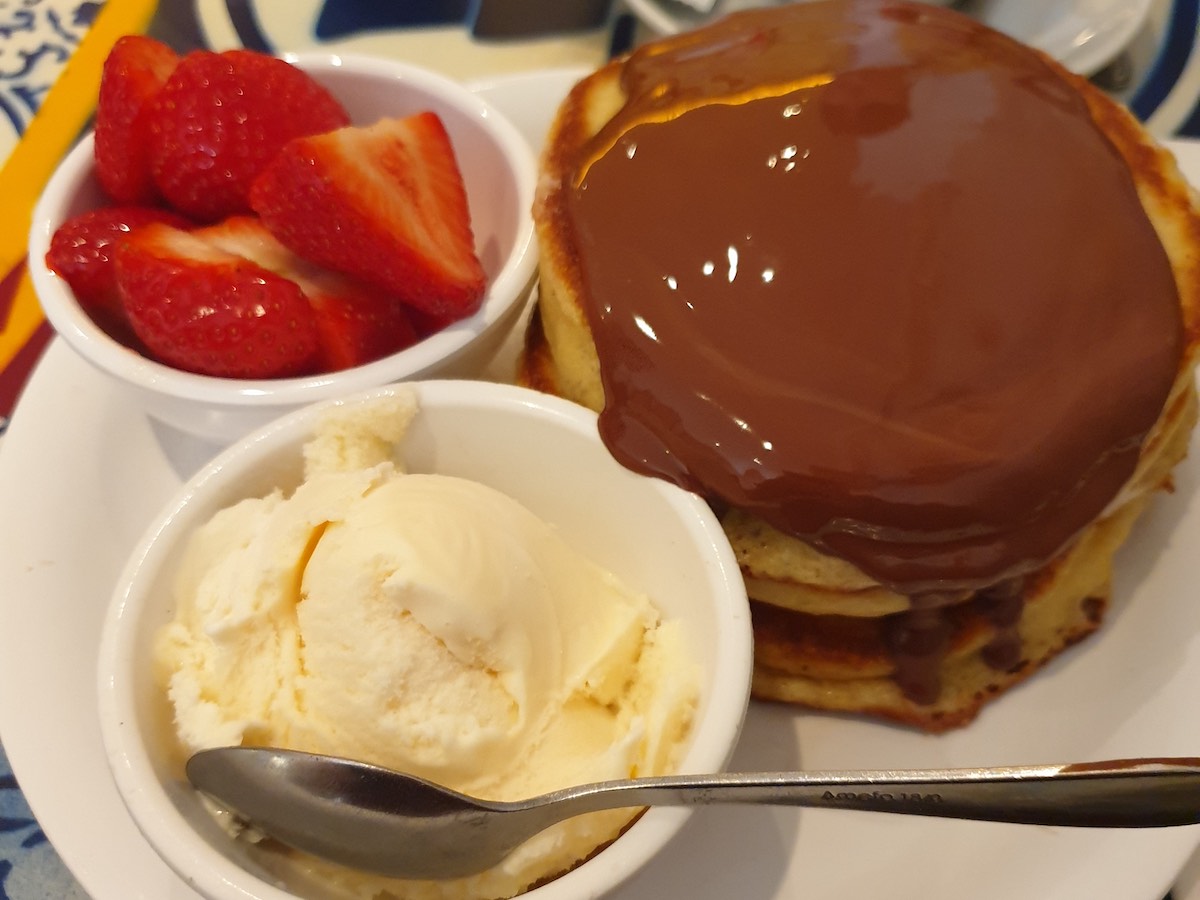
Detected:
left=3, top=66, right=1200, bottom=900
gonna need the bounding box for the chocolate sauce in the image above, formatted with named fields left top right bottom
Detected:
left=974, top=578, right=1026, bottom=670
left=885, top=607, right=953, bottom=704
left=564, top=0, right=1183, bottom=596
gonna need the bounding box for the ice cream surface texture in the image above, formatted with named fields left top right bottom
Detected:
left=156, top=390, right=699, bottom=899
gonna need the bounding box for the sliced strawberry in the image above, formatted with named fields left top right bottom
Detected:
left=249, top=112, right=487, bottom=319
left=195, top=216, right=420, bottom=370
left=94, top=35, right=180, bottom=204
left=308, top=287, right=421, bottom=371
left=405, top=305, right=464, bottom=339
left=45, top=206, right=191, bottom=337
left=147, top=49, right=350, bottom=221
left=114, top=222, right=320, bottom=378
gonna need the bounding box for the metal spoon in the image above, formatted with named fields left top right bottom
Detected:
left=187, top=748, right=1200, bottom=880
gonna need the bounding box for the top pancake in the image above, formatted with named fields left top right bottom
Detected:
left=528, top=0, right=1200, bottom=603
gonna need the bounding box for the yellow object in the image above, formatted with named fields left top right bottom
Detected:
left=0, top=0, right=159, bottom=374
left=0, top=266, right=43, bottom=371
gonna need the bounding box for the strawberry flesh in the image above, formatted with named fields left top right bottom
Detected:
left=114, top=222, right=320, bottom=378
left=249, top=112, right=487, bottom=319
left=147, top=50, right=350, bottom=221
left=94, top=35, right=180, bottom=204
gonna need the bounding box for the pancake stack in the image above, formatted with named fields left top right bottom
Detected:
left=522, top=0, right=1200, bottom=730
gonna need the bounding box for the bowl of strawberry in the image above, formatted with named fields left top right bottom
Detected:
left=28, top=37, right=538, bottom=444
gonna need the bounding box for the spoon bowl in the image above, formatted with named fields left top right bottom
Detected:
left=188, top=747, right=1200, bottom=881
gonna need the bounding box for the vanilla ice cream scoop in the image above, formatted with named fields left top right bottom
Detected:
left=155, top=392, right=699, bottom=899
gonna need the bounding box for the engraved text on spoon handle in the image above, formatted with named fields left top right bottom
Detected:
left=550, top=759, right=1200, bottom=828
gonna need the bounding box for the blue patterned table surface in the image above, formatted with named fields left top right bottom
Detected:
left=0, top=0, right=105, bottom=151
left=0, top=745, right=87, bottom=900
left=4, top=1, right=1200, bottom=898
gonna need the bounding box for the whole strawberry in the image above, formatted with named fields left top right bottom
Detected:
left=147, top=50, right=350, bottom=221
left=44, top=205, right=192, bottom=340
left=249, top=112, right=487, bottom=319
left=114, top=222, right=321, bottom=378
left=94, top=35, right=180, bottom=204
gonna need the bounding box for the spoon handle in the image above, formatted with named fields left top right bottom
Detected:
left=548, top=758, right=1200, bottom=828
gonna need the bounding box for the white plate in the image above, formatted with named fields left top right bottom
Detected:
left=3, top=69, right=1200, bottom=900
left=623, top=0, right=1156, bottom=74
left=958, top=0, right=1157, bottom=76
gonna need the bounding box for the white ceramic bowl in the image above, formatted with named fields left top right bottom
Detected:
left=28, top=53, right=538, bottom=445
left=98, top=380, right=753, bottom=900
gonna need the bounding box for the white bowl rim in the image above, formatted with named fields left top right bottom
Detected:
left=28, top=53, right=539, bottom=408
left=97, top=380, right=753, bottom=900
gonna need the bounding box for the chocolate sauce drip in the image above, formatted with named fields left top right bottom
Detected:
left=886, top=607, right=952, bottom=704
left=884, top=576, right=1026, bottom=704
left=974, top=577, right=1026, bottom=670
left=564, top=0, right=1183, bottom=595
